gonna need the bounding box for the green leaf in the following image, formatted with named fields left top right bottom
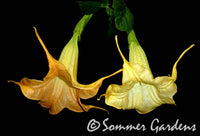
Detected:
left=78, top=1, right=102, bottom=14
left=102, top=0, right=109, bottom=7
left=113, top=0, right=133, bottom=32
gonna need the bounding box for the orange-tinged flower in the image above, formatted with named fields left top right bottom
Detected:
left=9, top=15, right=122, bottom=115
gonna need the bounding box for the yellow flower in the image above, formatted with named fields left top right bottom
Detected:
left=100, top=30, right=194, bottom=114
left=9, top=15, right=122, bottom=115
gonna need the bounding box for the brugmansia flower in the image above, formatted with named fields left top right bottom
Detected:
left=9, top=15, right=122, bottom=115
left=99, top=30, right=195, bottom=114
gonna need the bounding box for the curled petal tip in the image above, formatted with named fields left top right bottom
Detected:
left=33, top=27, right=38, bottom=33
left=171, top=44, right=195, bottom=81
left=8, top=80, right=17, bottom=84
left=115, top=35, right=129, bottom=63
left=97, top=94, right=106, bottom=101
left=82, top=104, right=109, bottom=114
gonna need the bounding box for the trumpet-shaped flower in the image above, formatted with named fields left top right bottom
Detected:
left=100, top=30, right=194, bottom=114
left=9, top=15, right=122, bottom=115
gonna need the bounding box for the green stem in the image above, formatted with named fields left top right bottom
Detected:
left=73, top=14, right=93, bottom=40
left=127, top=29, right=140, bottom=47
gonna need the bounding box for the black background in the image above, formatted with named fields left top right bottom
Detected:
left=2, top=0, right=200, bottom=135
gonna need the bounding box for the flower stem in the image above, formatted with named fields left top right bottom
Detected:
left=73, top=14, right=93, bottom=41
left=127, top=29, right=140, bottom=47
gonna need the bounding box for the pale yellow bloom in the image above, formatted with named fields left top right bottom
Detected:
left=9, top=15, right=122, bottom=115
left=100, top=30, right=194, bottom=114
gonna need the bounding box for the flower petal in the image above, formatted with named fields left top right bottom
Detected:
left=103, top=81, right=164, bottom=114
left=154, top=76, right=177, bottom=104
left=33, top=27, right=73, bottom=86
left=76, top=69, right=123, bottom=99
left=9, top=77, right=84, bottom=114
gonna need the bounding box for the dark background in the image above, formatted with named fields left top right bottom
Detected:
left=2, top=0, right=200, bottom=135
